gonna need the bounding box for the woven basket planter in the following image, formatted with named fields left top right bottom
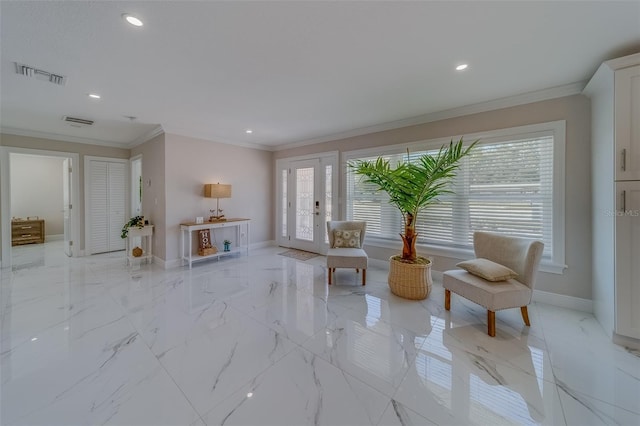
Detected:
left=388, top=256, right=432, bottom=300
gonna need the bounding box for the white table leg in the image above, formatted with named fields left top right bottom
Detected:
left=188, top=229, right=193, bottom=268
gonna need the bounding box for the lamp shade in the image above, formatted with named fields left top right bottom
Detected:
left=204, top=183, right=232, bottom=198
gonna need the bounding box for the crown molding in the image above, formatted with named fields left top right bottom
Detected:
left=0, top=126, right=130, bottom=149
left=127, top=125, right=165, bottom=148
left=162, top=126, right=275, bottom=151
left=605, top=52, right=640, bottom=71
left=273, top=80, right=587, bottom=151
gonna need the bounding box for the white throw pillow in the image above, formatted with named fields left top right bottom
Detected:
left=456, top=258, right=518, bottom=282
left=333, top=229, right=361, bottom=248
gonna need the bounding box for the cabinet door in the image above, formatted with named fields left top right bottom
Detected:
left=615, top=65, right=640, bottom=181
left=615, top=181, right=640, bottom=339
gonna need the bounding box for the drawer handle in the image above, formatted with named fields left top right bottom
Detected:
left=22, top=234, right=32, bottom=237
left=21, top=226, right=32, bottom=229
left=622, top=149, right=626, bottom=171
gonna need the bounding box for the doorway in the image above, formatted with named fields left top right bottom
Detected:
left=0, top=147, right=80, bottom=267
left=276, top=152, right=338, bottom=254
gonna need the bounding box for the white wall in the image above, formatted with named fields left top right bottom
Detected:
left=131, top=133, right=166, bottom=259
left=10, top=154, right=64, bottom=236
left=163, top=133, right=273, bottom=263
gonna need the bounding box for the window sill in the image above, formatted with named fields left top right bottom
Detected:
left=363, top=237, right=566, bottom=275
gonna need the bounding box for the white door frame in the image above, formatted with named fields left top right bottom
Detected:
left=0, top=147, right=80, bottom=267
left=63, top=158, right=72, bottom=256
left=130, top=154, right=142, bottom=217
left=275, top=151, right=338, bottom=254
left=84, top=156, right=129, bottom=255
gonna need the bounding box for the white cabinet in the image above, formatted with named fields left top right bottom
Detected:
left=615, top=65, right=640, bottom=181
left=615, top=182, right=640, bottom=338
left=585, top=53, right=640, bottom=345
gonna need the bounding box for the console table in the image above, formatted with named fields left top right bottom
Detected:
left=180, top=218, right=250, bottom=268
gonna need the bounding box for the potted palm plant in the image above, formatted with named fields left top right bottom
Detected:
left=350, top=137, right=476, bottom=299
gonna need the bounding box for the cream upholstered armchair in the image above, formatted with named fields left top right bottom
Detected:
left=443, top=232, right=544, bottom=337
left=326, top=221, right=368, bottom=285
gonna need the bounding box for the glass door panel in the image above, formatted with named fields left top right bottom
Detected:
left=295, top=166, right=315, bottom=242
left=289, top=159, right=319, bottom=252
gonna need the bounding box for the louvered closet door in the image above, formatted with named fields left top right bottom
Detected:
left=90, top=161, right=109, bottom=253
left=89, top=159, right=126, bottom=254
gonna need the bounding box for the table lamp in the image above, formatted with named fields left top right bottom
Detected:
left=204, top=183, right=232, bottom=221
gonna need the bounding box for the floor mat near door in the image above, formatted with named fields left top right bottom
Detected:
left=277, top=249, right=319, bottom=261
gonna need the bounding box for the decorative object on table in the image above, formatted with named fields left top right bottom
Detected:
left=350, top=137, right=476, bottom=300
left=223, top=239, right=231, bottom=252
left=121, top=215, right=145, bottom=239
left=195, top=216, right=204, bottom=224
left=204, top=182, right=232, bottom=221
left=198, top=229, right=218, bottom=256
left=131, top=246, right=143, bottom=257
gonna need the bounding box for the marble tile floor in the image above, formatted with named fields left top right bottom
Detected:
left=1, top=241, right=639, bottom=425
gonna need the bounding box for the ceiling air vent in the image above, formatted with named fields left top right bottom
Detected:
left=63, top=116, right=94, bottom=127
left=15, top=62, right=66, bottom=86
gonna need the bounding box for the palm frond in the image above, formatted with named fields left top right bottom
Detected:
left=349, top=138, right=477, bottom=222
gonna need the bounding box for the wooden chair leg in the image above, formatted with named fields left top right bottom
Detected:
left=488, top=310, right=496, bottom=337
left=521, top=306, right=531, bottom=326
left=328, top=267, right=332, bottom=285
left=362, top=269, right=366, bottom=286
left=445, top=289, right=451, bottom=310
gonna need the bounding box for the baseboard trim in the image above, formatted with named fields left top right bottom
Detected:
left=155, top=256, right=182, bottom=269
left=612, top=332, right=640, bottom=351
left=532, top=289, right=593, bottom=313
left=250, top=240, right=276, bottom=249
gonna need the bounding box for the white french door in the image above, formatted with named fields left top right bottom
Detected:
left=277, top=153, right=338, bottom=253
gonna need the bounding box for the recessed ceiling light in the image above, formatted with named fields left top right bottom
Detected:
left=123, top=14, right=143, bottom=27
left=456, top=64, right=469, bottom=71
left=245, top=129, right=253, bottom=134
left=88, top=93, right=101, bottom=99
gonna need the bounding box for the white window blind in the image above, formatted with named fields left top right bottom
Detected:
left=347, top=135, right=555, bottom=259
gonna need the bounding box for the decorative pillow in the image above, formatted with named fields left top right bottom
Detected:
left=333, top=229, right=361, bottom=248
left=456, top=258, right=518, bottom=282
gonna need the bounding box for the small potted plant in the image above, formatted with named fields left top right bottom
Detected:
left=223, top=239, right=231, bottom=252
left=121, top=216, right=144, bottom=239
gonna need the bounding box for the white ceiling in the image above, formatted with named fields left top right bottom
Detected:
left=1, top=1, right=639, bottom=150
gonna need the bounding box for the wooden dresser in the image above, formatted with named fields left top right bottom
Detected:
left=11, top=219, right=45, bottom=246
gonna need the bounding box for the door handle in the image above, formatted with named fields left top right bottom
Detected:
left=622, top=149, right=626, bottom=171
left=622, top=190, right=626, bottom=212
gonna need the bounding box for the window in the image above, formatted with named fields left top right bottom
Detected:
left=345, top=121, right=565, bottom=272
